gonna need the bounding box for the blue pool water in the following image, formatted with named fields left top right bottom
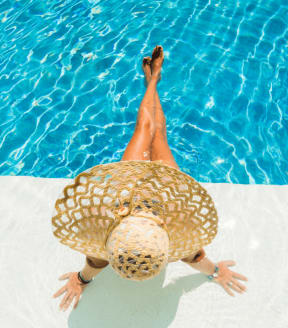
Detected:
left=0, top=0, right=287, bottom=184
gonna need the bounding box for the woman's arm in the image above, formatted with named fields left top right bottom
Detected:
left=185, top=256, right=216, bottom=275
left=181, top=249, right=248, bottom=296
left=181, top=249, right=215, bottom=275
left=53, top=257, right=109, bottom=311
left=81, top=256, right=109, bottom=281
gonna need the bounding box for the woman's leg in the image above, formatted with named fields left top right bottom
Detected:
left=151, top=91, right=180, bottom=170
left=144, top=47, right=180, bottom=170
left=121, top=47, right=163, bottom=161
left=121, top=76, right=157, bottom=161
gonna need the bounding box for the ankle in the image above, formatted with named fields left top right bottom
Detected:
left=150, top=74, right=159, bottom=81
left=151, top=72, right=160, bottom=80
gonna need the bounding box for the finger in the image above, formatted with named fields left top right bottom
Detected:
left=63, top=293, right=75, bottom=311
left=59, top=272, right=72, bottom=280
left=231, top=278, right=247, bottom=292
left=53, top=286, right=67, bottom=298
left=229, top=281, right=243, bottom=294
left=60, top=291, right=73, bottom=310
left=231, top=271, right=248, bottom=281
left=222, top=283, right=235, bottom=297
left=73, top=294, right=80, bottom=309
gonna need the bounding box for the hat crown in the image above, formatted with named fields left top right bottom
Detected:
left=106, top=216, right=169, bottom=281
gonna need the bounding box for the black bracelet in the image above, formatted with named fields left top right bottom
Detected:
left=77, top=271, right=92, bottom=284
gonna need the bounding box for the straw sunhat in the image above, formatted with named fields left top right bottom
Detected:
left=52, top=160, right=218, bottom=281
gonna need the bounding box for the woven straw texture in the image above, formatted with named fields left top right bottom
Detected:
left=106, top=216, right=169, bottom=281
left=51, top=160, right=218, bottom=263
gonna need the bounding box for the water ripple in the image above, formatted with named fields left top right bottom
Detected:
left=0, top=0, right=287, bottom=184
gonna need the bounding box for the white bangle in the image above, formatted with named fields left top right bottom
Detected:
left=207, top=265, right=219, bottom=280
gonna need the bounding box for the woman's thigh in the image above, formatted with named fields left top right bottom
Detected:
left=151, top=131, right=180, bottom=170
left=121, top=126, right=153, bottom=161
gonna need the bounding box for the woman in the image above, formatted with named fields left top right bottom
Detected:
left=52, top=45, right=248, bottom=311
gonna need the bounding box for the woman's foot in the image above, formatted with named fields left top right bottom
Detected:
left=151, top=45, right=164, bottom=79
left=142, top=56, right=152, bottom=87
left=142, top=45, right=164, bottom=87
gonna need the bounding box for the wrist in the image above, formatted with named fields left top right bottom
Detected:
left=207, top=264, right=219, bottom=281
left=77, top=271, right=93, bottom=284
left=186, top=255, right=216, bottom=276
left=82, top=258, right=108, bottom=281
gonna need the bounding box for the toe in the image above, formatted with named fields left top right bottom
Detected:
left=154, top=45, right=163, bottom=59
left=152, top=46, right=159, bottom=59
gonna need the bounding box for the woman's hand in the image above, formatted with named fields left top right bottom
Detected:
left=213, top=260, right=248, bottom=296
left=53, top=272, right=87, bottom=311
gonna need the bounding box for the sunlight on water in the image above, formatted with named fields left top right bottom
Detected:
left=0, top=0, right=287, bottom=184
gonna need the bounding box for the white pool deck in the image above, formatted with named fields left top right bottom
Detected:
left=1, top=175, right=288, bottom=328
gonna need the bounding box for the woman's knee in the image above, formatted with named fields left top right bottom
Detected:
left=135, top=117, right=156, bottom=139
left=155, top=114, right=166, bottom=135
left=154, top=123, right=167, bottom=139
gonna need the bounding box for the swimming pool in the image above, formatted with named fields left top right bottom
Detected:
left=0, top=0, right=287, bottom=184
